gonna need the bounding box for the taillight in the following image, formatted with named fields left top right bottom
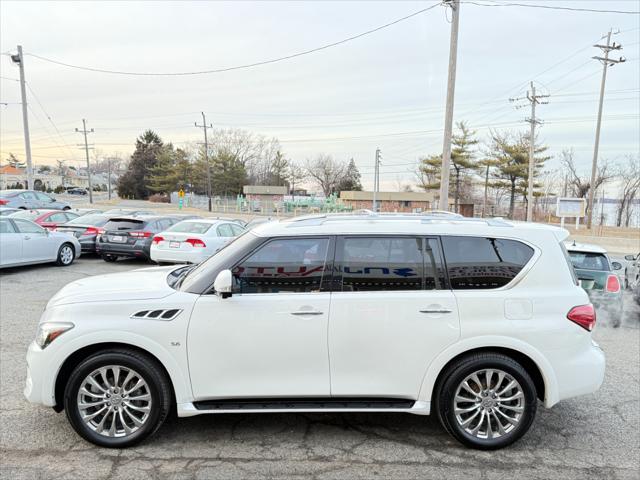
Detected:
left=82, top=227, right=99, bottom=236
left=152, top=236, right=164, bottom=244
left=185, top=238, right=206, bottom=248
left=130, top=231, right=152, bottom=238
left=606, top=275, right=621, bottom=293
left=0, top=199, right=7, bottom=205
left=567, top=304, right=596, bottom=331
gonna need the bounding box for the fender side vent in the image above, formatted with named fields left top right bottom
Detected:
left=131, top=309, right=182, bottom=321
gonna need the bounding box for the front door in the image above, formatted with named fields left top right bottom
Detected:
left=13, top=219, right=55, bottom=262
left=188, top=236, right=334, bottom=399
left=0, top=219, right=22, bottom=266
left=328, top=236, right=460, bottom=399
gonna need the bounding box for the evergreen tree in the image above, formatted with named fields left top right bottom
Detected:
left=117, top=130, right=164, bottom=199
left=336, top=158, right=363, bottom=192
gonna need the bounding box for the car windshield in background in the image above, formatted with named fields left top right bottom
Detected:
left=103, top=219, right=145, bottom=231
left=167, top=222, right=213, bottom=234
left=9, top=210, right=40, bottom=220
left=66, top=214, right=109, bottom=225
left=568, top=251, right=609, bottom=271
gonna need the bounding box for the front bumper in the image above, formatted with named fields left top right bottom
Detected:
left=24, top=341, right=57, bottom=407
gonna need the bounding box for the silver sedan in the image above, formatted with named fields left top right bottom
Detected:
left=0, top=189, right=71, bottom=210
left=0, top=218, right=81, bottom=268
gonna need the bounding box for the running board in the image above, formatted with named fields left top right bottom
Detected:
left=178, top=398, right=431, bottom=417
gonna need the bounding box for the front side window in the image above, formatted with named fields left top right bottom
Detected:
left=337, top=236, right=434, bottom=291
left=0, top=219, right=16, bottom=233
left=232, top=237, right=330, bottom=294
left=14, top=219, right=46, bottom=234
left=442, top=236, right=534, bottom=289
left=35, top=192, right=52, bottom=202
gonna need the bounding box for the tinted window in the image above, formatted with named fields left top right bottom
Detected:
left=338, top=237, right=437, bottom=291
left=0, top=219, right=16, bottom=233
left=442, top=236, right=534, bottom=289
left=167, top=221, right=212, bottom=234
left=14, top=219, right=46, bottom=234
left=567, top=251, right=610, bottom=271
left=233, top=237, right=330, bottom=294
left=103, top=219, right=145, bottom=231
left=48, top=212, right=68, bottom=223
left=217, top=224, right=234, bottom=237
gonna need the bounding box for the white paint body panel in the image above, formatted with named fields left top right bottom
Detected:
left=25, top=216, right=605, bottom=419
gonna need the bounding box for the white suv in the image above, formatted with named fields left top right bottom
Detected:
left=25, top=213, right=605, bottom=450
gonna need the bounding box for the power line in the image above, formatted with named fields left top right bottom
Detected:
left=24, top=3, right=442, bottom=77
left=461, top=1, right=640, bottom=15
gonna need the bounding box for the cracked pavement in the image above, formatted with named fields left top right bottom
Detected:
left=1, top=258, right=639, bottom=479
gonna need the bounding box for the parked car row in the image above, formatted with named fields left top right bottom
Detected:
left=0, top=189, right=71, bottom=210
left=0, top=208, right=248, bottom=269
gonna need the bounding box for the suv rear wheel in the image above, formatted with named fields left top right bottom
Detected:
left=435, top=352, right=537, bottom=450
left=63, top=348, right=172, bottom=448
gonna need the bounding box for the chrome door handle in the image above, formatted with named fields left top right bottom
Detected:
left=24, top=235, right=31, bottom=240
left=290, top=311, right=323, bottom=316
left=420, top=308, right=453, bottom=314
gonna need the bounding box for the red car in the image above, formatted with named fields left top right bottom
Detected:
left=9, top=209, right=80, bottom=230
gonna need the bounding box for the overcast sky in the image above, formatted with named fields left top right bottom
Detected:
left=1, top=0, right=638, bottom=190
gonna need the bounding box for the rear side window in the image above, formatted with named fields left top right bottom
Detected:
left=336, top=237, right=445, bottom=291
left=567, top=251, right=610, bottom=271
left=232, top=237, right=330, bottom=294
left=103, top=219, right=145, bottom=231
left=0, top=219, right=16, bottom=233
left=442, top=236, right=534, bottom=289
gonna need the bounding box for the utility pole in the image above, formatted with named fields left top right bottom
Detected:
left=509, top=83, right=549, bottom=222
left=373, top=148, right=381, bottom=212
left=75, top=119, right=94, bottom=203
left=10, top=45, right=33, bottom=190
left=587, top=29, right=625, bottom=229
left=195, top=112, right=213, bottom=212
left=438, top=0, right=460, bottom=211
left=107, top=158, right=112, bottom=200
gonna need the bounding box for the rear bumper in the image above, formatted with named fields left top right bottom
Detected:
left=150, top=247, right=210, bottom=264
left=550, top=340, right=606, bottom=404
left=96, top=242, right=150, bottom=259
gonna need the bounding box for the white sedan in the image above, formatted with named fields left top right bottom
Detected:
left=150, top=218, right=245, bottom=264
left=0, top=217, right=81, bottom=269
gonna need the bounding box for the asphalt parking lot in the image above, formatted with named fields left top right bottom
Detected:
left=1, top=257, right=639, bottom=479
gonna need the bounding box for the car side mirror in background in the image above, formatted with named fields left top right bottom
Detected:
left=624, top=254, right=636, bottom=261
left=213, top=269, right=233, bottom=298
left=611, top=261, right=622, bottom=271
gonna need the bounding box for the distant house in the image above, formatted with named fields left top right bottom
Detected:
left=340, top=190, right=442, bottom=213
left=0, top=165, right=64, bottom=191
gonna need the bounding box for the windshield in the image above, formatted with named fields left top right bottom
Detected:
left=10, top=210, right=40, bottom=220
left=66, top=214, right=109, bottom=226
left=167, top=221, right=213, bottom=234
left=568, top=251, right=610, bottom=271
left=178, top=231, right=259, bottom=292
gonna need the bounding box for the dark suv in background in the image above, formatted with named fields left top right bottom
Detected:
left=96, top=215, right=185, bottom=262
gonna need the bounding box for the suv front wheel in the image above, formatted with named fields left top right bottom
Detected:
left=64, top=348, right=172, bottom=448
left=435, top=352, right=537, bottom=450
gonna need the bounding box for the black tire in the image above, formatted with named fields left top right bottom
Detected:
left=63, top=348, right=172, bottom=448
left=102, top=254, right=118, bottom=263
left=56, top=243, right=75, bottom=266
left=434, top=352, right=537, bottom=450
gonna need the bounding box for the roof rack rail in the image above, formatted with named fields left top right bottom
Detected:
left=285, top=211, right=513, bottom=228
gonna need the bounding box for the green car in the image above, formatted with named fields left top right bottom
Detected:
left=566, top=242, right=624, bottom=327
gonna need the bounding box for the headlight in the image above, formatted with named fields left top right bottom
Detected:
left=35, top=322, right=74, bottom=349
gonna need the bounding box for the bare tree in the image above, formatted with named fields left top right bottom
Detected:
left=560, top=149, right=614, bottom=216
left=615, top=156, right=640, bottom=227
left=287, top=161, right=307, bottom=195
left=305, top=154, right=346, bottom=197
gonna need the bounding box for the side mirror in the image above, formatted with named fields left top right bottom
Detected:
left=611, top=261, right=623, bottom=271
left=213, top=269, right=233, bottom=298
left=624, top=254, right=636, bottom=261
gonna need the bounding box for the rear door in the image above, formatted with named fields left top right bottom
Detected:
left=328, top=236, right=460, bottom=398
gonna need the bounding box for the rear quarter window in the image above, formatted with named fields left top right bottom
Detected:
left=441, top=236, right=534, bottom=289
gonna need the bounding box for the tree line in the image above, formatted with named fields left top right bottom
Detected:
left=116, top=130, right=362, bottom=200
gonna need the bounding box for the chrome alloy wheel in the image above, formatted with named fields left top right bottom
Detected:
left=453, top=368, right=525, bottom=440
left=60, top=245, right=74, bottom=265
left=76, top=365, right=152, bottom=438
